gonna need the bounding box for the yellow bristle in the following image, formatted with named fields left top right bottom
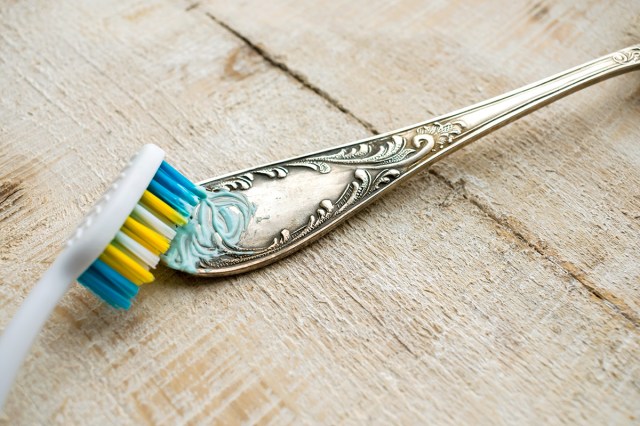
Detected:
left=100, top=244, right=154, bottom=285
left=123, top=217, right=170, bottom=254
left=140, top=190, right=188, bottom=226
left=122, top=227, right=162, bottom=256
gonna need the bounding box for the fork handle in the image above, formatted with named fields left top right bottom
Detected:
left=402, top=45, right=640, bottom=169
left=193, top=46, right=640, bottom=276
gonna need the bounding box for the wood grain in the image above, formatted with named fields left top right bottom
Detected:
left=197, top=0, right=640, bottom=323
left=0, top=0, right=638, bottom=424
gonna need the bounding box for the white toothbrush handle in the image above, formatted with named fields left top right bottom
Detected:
left=0, top=144, right=165, bottom=411
left=0, top=253, right=74, bottom=409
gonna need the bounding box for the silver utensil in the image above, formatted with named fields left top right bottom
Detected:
left=163, top=45, right=640, bottom=276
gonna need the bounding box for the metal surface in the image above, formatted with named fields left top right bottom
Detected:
left=187, top=45, right=640, bottom=276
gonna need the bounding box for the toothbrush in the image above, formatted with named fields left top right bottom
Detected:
left=0, top=144, right=206, bottom=407
left=0, top=45, right=638, bottom=408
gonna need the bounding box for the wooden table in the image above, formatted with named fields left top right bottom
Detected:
left=1, top=1, right=638, bottom=424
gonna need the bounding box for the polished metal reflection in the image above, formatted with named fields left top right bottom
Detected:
left=187, top=46, right=640, bottom=276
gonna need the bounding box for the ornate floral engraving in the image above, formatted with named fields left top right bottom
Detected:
left=210, top=121, right=468, bottom=192
left=612, top=46, right=640, bottom=65
left=413, top=120, right=466, bottom=152
left=210, top=135, right=415, bottom=191
left=190, top=118, right=468, bottom=271
left=199, top=168, right=401, bottom=269
left=303, top=136, right=414, bottom=167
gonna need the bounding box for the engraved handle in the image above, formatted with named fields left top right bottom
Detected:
left=181, top=46, right=639, bottom=276
left=395, top=45, right=640, bottom=170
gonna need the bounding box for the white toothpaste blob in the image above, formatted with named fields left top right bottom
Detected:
left=162, top=189, right=255, bottom=273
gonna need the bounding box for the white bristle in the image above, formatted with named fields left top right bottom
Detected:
left=111, top=240, right=150, bottom=271
left=132, top=204, right=177, bottom=240
left=114, top=231, right=160, bottom=268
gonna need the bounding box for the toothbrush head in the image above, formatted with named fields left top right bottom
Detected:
left=66, top=144, right=206, bottom=309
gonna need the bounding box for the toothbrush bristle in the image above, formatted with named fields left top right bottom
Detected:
left=77, top=161, right=202, bottom=309
left=159, top=161, right=208, bottom=199
left=140, top=191, right=188, bottom=227
left=131, top=204, right=176, bottom=240
left=147, top=180, right=191, bottom=217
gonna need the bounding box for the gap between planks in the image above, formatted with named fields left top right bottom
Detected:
left=186, top=4, right=638, bottom=329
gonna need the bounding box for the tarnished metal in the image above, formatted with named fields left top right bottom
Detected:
left=180, top=46, right=640, bottom=276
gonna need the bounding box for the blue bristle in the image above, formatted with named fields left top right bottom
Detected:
left=78, top=264, right=132, bottom=309
left=159, top=161, right=207, bottom=199
left=92, top=259, right=139, bottom=299
left=76, top=160, right=205, bottom=309
left=148, top=179, right=191, bottom=217
left=153, top=168, right=199, bottom=207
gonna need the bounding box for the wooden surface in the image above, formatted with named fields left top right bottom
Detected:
left=1, top=0, right=639, bottom=424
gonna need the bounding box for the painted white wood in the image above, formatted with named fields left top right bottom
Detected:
left=0, top=0, right=638, bottom=424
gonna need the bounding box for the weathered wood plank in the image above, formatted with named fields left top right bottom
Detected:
left=0, top=0, right=638, bottom=424
left=196, top=0, right=640, bottom=323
